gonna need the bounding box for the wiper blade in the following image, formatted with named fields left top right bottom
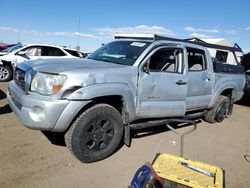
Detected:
left=88, top=57, right=123, bottom=65
left=99, top=58, right=113, bottom=63
left=89, top=57, right=113, bottom=63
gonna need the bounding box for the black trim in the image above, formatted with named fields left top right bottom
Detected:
left=129, top=112, right=205, bottom=130
left=61, top=86, right=82, bottom=99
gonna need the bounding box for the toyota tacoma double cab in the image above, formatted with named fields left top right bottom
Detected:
left=8, top=34, right=245, bottom=163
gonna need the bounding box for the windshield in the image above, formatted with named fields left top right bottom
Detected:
left=2, top=43, right=24, bottom=53
left=88, top=40, right=151, bottom=65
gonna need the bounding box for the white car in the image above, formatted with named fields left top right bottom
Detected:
left=0, top=43, right=82, bottom=81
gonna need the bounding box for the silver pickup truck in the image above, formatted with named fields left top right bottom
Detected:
left=8, top=35, right=245, bottom=163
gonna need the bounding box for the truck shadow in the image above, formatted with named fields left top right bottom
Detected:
left=0, top=89, right=6, bottom=100
left=0, top=89, right=12, bottom=115
left=0, top=104, right=12, bottom=115
left=41, top=119, right=203, bottom=148
left=236, top=95, right=250, bottom=107
left=41, top=131, right=66, bottom=146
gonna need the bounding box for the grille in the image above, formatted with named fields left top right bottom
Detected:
left=14, top=68, right=26, bottom=91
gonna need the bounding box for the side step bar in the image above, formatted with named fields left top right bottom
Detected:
left=124, top=111, right=206, bottom=147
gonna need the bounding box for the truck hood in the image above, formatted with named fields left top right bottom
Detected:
left=21, top=57, right=138, bottom=97
left=23, top=58, right=126, bottom=73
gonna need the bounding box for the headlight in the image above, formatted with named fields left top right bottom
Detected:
left=31, top=72, right=67, bottom=95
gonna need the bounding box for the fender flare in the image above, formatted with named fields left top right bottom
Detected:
left=209, top=86, right=235, bottom=108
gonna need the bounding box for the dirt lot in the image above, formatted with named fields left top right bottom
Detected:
left=0, top=82, right=250, bottom=188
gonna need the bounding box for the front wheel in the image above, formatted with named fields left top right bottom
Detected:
left=0, top=65, right=12, bottom=82
left=204, top=95, right=230, bottom=123
left=65, top=104, right=124, bottom=163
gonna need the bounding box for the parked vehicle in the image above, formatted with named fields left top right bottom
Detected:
left=241, top=52, right=250, bottom=71
left=240, top=52, right=250, bottom=95
left=0, top=43, right=83, bottom=82
left=8, top=34, right=245, bottom=163
left=0, top=43, right=15, bottom=52
left=63, top=48, right=89, bottom=58
left=0, top=43, right=22, bottom=56
left=245, top=71, right=250, bottom=95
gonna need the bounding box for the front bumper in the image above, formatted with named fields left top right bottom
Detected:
left=8, top=81, right=91, bottom=132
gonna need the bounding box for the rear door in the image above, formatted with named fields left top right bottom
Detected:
left=186, top=47, right=213, bottom=110
left=136, top=46, right=187, bottom=118
left=41, top=46, right=67, bottom=59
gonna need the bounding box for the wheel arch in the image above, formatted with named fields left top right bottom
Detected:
left=65, top=83, right=136, bottom=124
left=73, top=95, right=131, bottom=125
left=209, top=87, right=235, bottom=115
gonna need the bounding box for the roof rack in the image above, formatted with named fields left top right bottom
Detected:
left=114, top=34, right=242, bottom=52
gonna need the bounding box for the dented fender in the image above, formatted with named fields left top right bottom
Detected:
left=66, top=83, right=136, bottom=122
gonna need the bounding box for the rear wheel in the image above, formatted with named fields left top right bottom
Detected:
left=0, top=65, right=12, bottom=82
left=204, top=95, right=230, bottom=123
left=65, top=104, right=124, bottom=163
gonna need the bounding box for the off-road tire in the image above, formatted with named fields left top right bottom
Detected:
left=65, top=104, right=124, bottom=163
left=0, top=65, right=12, bottom=82
left=204, top=95, right=230, bottom=123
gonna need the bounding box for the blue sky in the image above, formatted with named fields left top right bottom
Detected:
left=1, top=0, right=250, bottom=53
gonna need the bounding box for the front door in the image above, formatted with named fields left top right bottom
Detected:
left=136, top=47, right=187, bottom=118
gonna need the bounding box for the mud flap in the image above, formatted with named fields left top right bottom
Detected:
left=124, top=124, right=131, bottom=147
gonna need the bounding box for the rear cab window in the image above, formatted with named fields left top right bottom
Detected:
left=187, top=48, right=207, bottom=71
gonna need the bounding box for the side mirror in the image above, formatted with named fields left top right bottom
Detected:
left=17, top=51, right=27, bottom=56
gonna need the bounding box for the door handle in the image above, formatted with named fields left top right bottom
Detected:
left=203, top=77, right=211, bottom=81
left=176, top=80, right=187, bottom=85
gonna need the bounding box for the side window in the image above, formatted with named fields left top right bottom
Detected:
left=187, top=48, right=206, bottom=71
left=149, top=49, right=182, bottom=73
left=24, top=47, right=42, bottom=56
left=42, top=47, right=66, bottom=56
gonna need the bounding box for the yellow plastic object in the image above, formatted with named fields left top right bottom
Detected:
left=152, top=153, right=223, bottom=188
